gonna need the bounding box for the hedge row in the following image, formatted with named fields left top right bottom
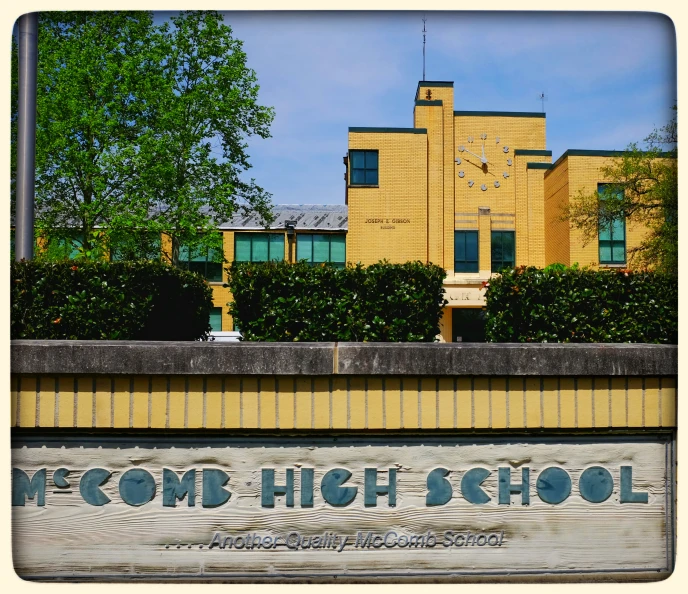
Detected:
left=484, top=266, right=677, bottom=344
left=226, top=260, right=447, bottom=341
left=11, top=260, right=214, bottom=340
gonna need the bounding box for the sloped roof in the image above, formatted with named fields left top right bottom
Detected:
left=218, top=204, right=348, bottom=231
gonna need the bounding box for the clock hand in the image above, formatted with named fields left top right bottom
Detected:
left=464, top=158, right=486, bottom=170
left=481, top=143, right=487, bottom=164
left=462, top=148, right=482, bottom=160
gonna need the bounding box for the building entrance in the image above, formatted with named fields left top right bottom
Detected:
left=451, top=307, right=486, bottom=342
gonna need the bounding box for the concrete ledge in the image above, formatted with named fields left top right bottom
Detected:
left=10, top=341, right=336, bottom=376
left=11, top=341, right=677, bottom=376
left=336, top=343, right=677, bottom=376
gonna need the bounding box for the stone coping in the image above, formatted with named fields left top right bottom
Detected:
left=10, top=341, right=677, bottom=377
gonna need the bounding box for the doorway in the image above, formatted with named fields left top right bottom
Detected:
left=451, top=308, right=486, bottom=342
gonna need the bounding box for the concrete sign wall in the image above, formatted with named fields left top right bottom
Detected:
left=12, top=434, right=674, bottom=581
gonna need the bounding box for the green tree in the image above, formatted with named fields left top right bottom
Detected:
left=564, top=110, right=677, bottom=275
left=12, top=11, right=274, bottom=261
left=135, top=11, right=274, bottom=262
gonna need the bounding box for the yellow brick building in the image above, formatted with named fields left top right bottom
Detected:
left=343, top=80, right=651, bottom=342
left=27, top=79, right=652, bottom=341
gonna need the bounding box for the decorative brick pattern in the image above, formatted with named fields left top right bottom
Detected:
left=12, top=374, right=676, bottom=430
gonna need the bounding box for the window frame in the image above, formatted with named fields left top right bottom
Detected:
left=454, top=230, right=479, bottom=273
left=349, top=150, right=379, bottom=186
left=176, top=235, right=224, bottom=283
left=491, top=230, right=515, bottom=272
left=234, top=232, right=285, bottom=263
left=597, top=183, right=626, bottom=265
left=296, top=233, right=346, bottom=268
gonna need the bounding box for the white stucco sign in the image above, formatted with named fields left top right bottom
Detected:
left=11, top=435, right=674, bottom=581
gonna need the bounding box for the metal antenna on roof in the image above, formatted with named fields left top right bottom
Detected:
left=538, top=92, right=548, bottom=113
left=422, top=15, right=427, bottom=82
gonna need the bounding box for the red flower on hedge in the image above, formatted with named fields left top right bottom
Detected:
left=71, top=265, right=78, bottom=271
left=53, top=318, right=61, bottom=324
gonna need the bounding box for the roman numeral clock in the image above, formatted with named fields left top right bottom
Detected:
left=455, top=133, right=512, bottom=190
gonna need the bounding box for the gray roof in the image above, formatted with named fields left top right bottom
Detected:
left=218, top=204, right=348, bottom=231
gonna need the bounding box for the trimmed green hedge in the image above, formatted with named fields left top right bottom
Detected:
left=11, top=260, right=214, bottom=340
left=484, top=266, right=677, bottom=344
left=226, top=261, right=447, bottom=341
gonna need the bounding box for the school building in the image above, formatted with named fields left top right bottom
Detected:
left=210, top=80, right=645, bottom=341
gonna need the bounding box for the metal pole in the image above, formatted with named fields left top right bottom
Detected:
left=15, top=13, right=38, bottom=261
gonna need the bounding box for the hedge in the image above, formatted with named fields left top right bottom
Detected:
left=484, top=266, right=677, bottom=344
left=226, top=260, right=447, bottom=341
left=11, top=260, right=214, bottom=340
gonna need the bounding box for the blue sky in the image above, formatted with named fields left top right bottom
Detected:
left=162, top=11, right=677, bottom=206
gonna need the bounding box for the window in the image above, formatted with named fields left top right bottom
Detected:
left=491, top=231, right=515, bottom=272
left=234, top=233, right=284, bottom=262
left=296, top=234, right=346, bottom=268
left=454, top=231, right=478, bottom=273
left=598, top=184, right=626, bottom=264
left=349, top=150, right=378, bottom=185
left=177, top=236, right=224, bottom=282
left=209, top=307, right=223, bottom=332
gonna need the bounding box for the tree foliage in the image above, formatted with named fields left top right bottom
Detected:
left=484, top=265, right=677, bottom=344
left=11, top=260, right=214, bottom=340
left=564, top=110, right=677, bottom=275
left=227, top=261, right=448, bottom=342
left=11, top=11, right=274, bottom=260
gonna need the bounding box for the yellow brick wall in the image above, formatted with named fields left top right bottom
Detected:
left=567, top=155, right=650, bottom=270
left=453, top=115, right=546, bottom=273
left=347, top=131, right=428, bottom=265
left=478, top=209, right=493, bottom=277
left=414, top=83, right=456, bottom=270
left=414, top=103, right=444, bottom=267
left=526, top=168, right=548, bottom=268
left=543, top=158, right=571, bottom=266
left=12, top=373, right=676, bottom=430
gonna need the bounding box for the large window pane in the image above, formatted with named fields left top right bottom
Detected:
left=491, top=231, right=515, bottom=272
left=612, top=242, right=625, bottom=263
left=297, top=235, right=312, bottom=262
left=351, top=170, right=365, bottom=185
left=612, top=218, right=625, bottom=240
left=350, top=152, right=365, bottom=168
left=313, top=235, right=330, bottom=262
left=252, top=235, right=269, bottom=261
left=599, top=244, right=612, bottom=262
left=330, top=235, right=346, bottom=264
left=350, top=150, right=379, bottom=186
left=235, top=234, right=252, bottom=261
left=269, top=234, right=284, bottom=260
left=598, top=183, right=626, bottom=264
left=455, top=231, right=478, bottom=273
left=365, top=170, right=378, bottom=184
left=178, top=234, right=224, bottom=281
left=209, top=307, right=222, bottom=332
left=297, top=234, right=345, bottom=266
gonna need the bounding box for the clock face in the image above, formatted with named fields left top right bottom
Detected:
left=457, top=133, right=512, bottom=189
